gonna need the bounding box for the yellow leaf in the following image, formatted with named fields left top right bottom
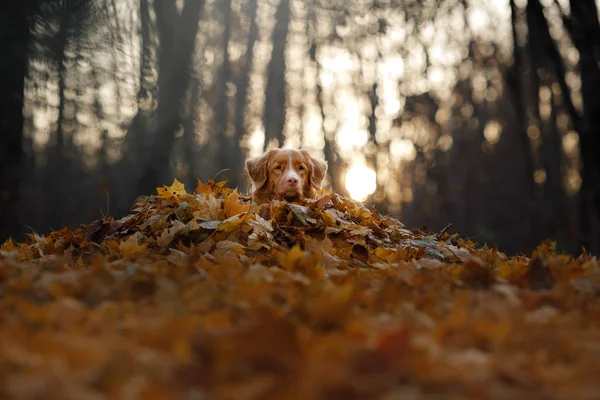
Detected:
left=217, top=213, right=250, bottom=233
left=157, top=178, right=187, bottom=199
left=315, top=188, right=334, bottom=197
left=320, top=210, right=336, bottom=227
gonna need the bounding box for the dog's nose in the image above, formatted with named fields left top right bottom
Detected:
left=287, top=177, right=298, bottom=186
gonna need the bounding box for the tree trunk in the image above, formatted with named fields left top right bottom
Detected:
left=367, top=81, right=385, bottom=208
left=317, top=77, right=344, bottom=194
left=263, top=0, right=290, bottom=150
left=212, top=0, right=234, bottom=180
left=0, top=2, right=31, bottom=241
left=508, top=0, right=537, bottom=217
left=122, top=0, right=153, bottom=166
left=569, top=0, right=600, bottom=253
left=306, top=5, right=346, bottom=196
left=112, top=0, right=154, bottom=215
left=54, top=41, right=67, bottom=165
left=183, top=80, right=201, bottom=190
left=232, top=0, right=258, bottom=189
left=543, top=93, right=568, bottom=240
left=137, top=0, right=204, bottom=195
left=524, top=1, right=569, bottom=247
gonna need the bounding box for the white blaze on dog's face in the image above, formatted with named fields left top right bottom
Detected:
left=245, top=148, right=328, bottom=203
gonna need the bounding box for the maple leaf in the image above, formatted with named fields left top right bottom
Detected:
left=192, top=194, right=223, bottom=221
left=223, top=191, right=251, bottom=218
left=118, top=233, right=148, bottom=259
left=157, top=178, right=187, bottom=199
left=195, top=177, right=230, bottom=198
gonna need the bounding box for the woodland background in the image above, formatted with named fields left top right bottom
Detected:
left=1, top=0, right=599, bottom=255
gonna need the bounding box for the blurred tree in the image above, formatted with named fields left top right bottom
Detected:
left=124, top=0, right=154, bottom=167
left=306, top=2, right=347, bottom=196
left=232, top=0, right=259, bottom=187
left=137, top=0, right=204, bottom=196
left=507, top=0, right=537, bottom=224
left=182, top=79, right=201, bottom=191
left=0, top=2, right=36, bottom=241
left=525, top=0, right=567, bottom=245
left=212, top=0, right=234, bottom=180
left=263, top=0, right=290, bottom=151
left=564, top=0, right=600, bottom=253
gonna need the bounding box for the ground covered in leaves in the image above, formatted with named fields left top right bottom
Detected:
left=2, top=179, right=600, bottom=399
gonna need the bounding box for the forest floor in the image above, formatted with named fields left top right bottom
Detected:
left=1, top=179, right=600, bottom=399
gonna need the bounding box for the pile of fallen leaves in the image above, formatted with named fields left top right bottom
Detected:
left=2, top=179, right=600, bottom=399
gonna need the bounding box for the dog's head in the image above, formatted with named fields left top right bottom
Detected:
left=245, top=149, right=328, bottom=203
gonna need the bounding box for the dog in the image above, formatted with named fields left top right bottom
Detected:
left=245, top=148, right=328, bottom=203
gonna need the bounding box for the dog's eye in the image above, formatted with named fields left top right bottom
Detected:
left=298, top=165, right=305, bottom=171
left=274, top=165, right=282, bottom=170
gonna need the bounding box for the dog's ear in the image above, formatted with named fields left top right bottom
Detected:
left=302, top=150, right=328, bottom=190
left=245, top=151, right=271, bottom=190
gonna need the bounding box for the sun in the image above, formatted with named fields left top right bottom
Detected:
left=345, top=164, right=377, bottom=201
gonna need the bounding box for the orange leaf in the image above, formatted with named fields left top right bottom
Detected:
left=1, top=238, right=16, bottom=252
left=223, top=190, right=251, bottom=218
left=118, top=234, right=148, bottom=259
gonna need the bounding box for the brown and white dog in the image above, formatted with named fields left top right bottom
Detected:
left=245, top=148, right=328, bottom=203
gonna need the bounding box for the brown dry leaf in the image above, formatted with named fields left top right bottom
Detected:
left=348, top=226, right=372, bottom=236
left=157, top=220, right=186, bottom=247
left=214, top=240, right=246, bottom=256
left=118, top=234, right=148, bottom=259
left=4, top=177, right=600, bottom=399
left=193, top=195, right=223, bottom=221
